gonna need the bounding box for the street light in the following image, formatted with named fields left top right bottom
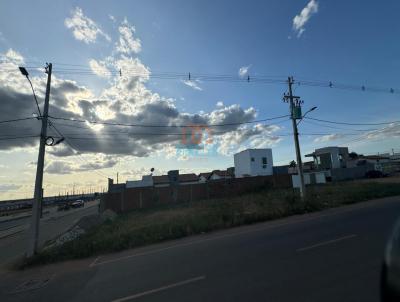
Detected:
left=297, top=106, right=317, bottom=125
left=19, top=66, right=42, bottom=117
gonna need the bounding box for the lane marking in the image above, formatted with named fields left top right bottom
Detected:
left=296, top=234, right=357, bottom=252
left=92, top=198, right=397, bottom=267
left=89, top=256, right=100, bottom=267
left=111, top=275, right=206, bottom=302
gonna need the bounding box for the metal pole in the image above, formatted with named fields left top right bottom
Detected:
left=287, top=76, right=306, bottom=198
left=27, top=63, right=52, bottom=257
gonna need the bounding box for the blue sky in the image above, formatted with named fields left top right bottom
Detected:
left=0, top=0, right=399, bottom=199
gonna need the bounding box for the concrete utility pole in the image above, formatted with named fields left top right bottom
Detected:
left=284, top=76, right=306, bottom=198
left=27, top=63, right=52, bottom=257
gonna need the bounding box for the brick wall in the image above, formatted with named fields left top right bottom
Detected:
left=101, top=174, right=292, bottom=213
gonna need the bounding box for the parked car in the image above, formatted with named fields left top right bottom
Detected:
left=70, top=200, right=85, bottom=208
left=57, top=203, right=70, bottom=211
left=366, top=170, right=384, bottom=178
left=381, top=218, right=400, bottom=301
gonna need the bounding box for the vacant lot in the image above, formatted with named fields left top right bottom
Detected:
left=21, top=181, right=400, bottom=268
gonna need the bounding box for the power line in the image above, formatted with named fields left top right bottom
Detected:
left=304, top=116, right=400, bottom=126
left=301, top=119, right=379, bottom=132
left=2, top=63, right=399, bottom=94
left=0, top=117, right=37, bottom=124
left=0, top=135, right=39, bottom=141
left=48, top=114, right=290, bottom=128
left=48, top=122, right=110, bottom=179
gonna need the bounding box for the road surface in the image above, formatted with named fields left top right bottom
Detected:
left=1, top=196, right=399, bottom=302
left=0, top=201, right=99, bottom=267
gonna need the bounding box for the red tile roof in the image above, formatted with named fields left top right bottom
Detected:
left=178, top=173, right=199, bottom=182
left=152, top=173, right=199, bottom=184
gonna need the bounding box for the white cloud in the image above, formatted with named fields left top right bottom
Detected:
left=3, top=49, right=24, bottom=64
left=314, top=133, right=343, bottom=143
left=0, top=12, right=282, bottom=161
left=217, top=123, right=281, bottom=156
left=45, top=156, right=118, bottom=175
left=364, top=123, right=400, bottom=140
left=115, top=18, right=141, bottom=54
left=292, top=0, right=319, bottom=38
left=182, top=80, right=202, bottom=91
left=238, top=65, right=251, bottom=78
left=65, top=7, right=111, bottom=44
left=89, top=59, right=111, bottom=78
left=109, top=15, right=116, bottom=23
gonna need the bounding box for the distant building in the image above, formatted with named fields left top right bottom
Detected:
left=198, top=172, right=211, bottom=183
left=234, top=148, right=273, bottom=178
left=153, top=171, right=198, bottom=187
left=126, top=175, right=153, bottom=188
left=305, top=146, right=349, bottom=169
left=209, top=170, right=233, bottom=180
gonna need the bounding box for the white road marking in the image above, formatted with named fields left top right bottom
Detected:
left=89, top=256, right=100, bottom=267
left=111, top=275, right=206, bottom=302
left=296, top=234, right=357, bottom=252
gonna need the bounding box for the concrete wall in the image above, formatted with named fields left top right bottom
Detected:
left=330, top=164, right=375, bottom=181
left=292, top=172, right=326, bottom=188
left=234, top=149, right=273, bottom=178
left=101, top=174, right=292, bottom=213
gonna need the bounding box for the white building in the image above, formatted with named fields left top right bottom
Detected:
left=126, top=175, right=153, bottom=188
left=234, top=149, right=273, bottom=178
left=305, top=146, right=349, bottom=170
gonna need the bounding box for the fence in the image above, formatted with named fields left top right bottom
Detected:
left=100, top=174, right=292, bottom=213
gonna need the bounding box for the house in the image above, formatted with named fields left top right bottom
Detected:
left=178, top=173, right=199, bottom=184
left=209, top=170, right=233, bottom=180
left=234, top=148, right=273, bottom=178
left=198, top=172, right=211, bottom=183
left=305, top=146, right=349, bottom=170
left=153, top=171, right=199, bottom=187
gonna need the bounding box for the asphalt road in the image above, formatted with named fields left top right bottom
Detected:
left=0, top=201, right=99, bottom=267
left=1, top=196, right=400, bottom=302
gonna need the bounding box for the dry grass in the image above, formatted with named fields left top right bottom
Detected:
left=20, top=181, right=400, bottom=268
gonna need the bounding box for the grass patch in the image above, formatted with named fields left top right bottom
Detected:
left=20, top=181, right=400, bottom=268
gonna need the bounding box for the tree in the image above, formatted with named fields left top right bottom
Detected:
left=349, top=152, right=358, bottom=159
left=289, top=160, right=297, bottom=167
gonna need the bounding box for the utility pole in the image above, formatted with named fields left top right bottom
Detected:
left=27, top=63, right=52, bottom=257
left=283, top=76, right=306, bottom=198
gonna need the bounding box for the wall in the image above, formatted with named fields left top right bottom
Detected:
left=292, top=172, right=326, bottom=188
left=330, top=164, right=375, bottom=181
left=101, top=174, right=292, bottom=213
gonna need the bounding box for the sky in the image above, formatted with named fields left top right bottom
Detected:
left=0, top=0, right=399, bottom=200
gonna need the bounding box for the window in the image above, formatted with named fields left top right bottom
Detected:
left=262, top=157, right=267, bottom=169
left=251, top=157, right=255, bottom=162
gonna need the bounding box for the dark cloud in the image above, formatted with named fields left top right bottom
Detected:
left=0, top=49, right=266, bottom=158
left=45, top=157, right=118, bottom=175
